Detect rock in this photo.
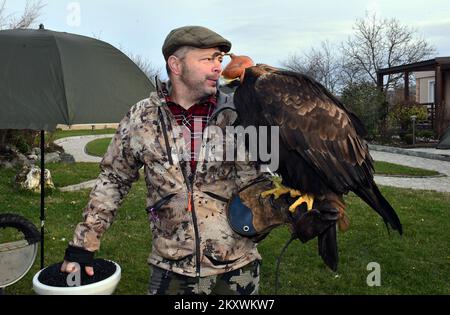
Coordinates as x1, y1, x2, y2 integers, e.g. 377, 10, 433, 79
14, 165, 55, 193
42, 152, 61, 164
28, 154, 39, 161
1, 161, 16, 169
0, 146, 31, 169
60, 152, 75, 164
16, 151, 31, 166
31, 147, 41, 156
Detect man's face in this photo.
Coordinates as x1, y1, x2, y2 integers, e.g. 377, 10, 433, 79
179, 47, 224, 99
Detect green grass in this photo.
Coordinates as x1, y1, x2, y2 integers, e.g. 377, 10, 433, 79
49, 129, 441, 178
259, 187, 450, 294
51, 129, 116, 140
81, 139, 442, 178
0, 166, 149, 295
1, 164, 449, 295
45, 162, 101, 187
374, 161, 440, 177
85, 138, 113, 157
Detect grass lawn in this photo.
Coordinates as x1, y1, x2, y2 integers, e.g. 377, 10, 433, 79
45, 162, 101, 187
85, 138, 113, 157
52, 129, 116, 140
374, 161, 440, 177
83, 137, 442, 178
1, 163, 449, 295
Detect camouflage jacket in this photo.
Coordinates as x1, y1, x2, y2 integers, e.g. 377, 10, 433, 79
70, 83, 263, 277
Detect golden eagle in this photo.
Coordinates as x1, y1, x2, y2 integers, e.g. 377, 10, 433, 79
222, 54, 402, 271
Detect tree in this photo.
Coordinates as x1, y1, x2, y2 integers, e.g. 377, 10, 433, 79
341, 82, 387, 140
0, 0, 45, 154
126, 52, 162, 83
282, 13, 436, 95
341, 13, 436, 91
0, 0, 45, 30
114, 43, 162, 84
282, 41, 342, 94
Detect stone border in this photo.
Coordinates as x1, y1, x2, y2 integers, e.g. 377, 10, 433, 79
368, 144, 450, 162
375, 173, 446, 179
59, 179, 97, 192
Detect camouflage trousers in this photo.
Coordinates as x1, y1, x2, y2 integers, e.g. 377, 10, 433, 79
148, 260, 260, 295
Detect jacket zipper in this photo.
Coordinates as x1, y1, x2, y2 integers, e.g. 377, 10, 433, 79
188, 187, 201, 278
157, 91, 237, 279
159, 105, 202, 278
186, 106, 230, 277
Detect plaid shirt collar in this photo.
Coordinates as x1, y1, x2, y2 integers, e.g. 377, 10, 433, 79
160, 82, 217, 172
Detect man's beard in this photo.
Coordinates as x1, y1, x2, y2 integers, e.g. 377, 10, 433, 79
180, 64, 217, 100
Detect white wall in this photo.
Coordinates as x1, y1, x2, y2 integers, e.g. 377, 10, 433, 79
56, 123, 119, 130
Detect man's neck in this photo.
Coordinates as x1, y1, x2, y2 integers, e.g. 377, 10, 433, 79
169, 85, 202, 110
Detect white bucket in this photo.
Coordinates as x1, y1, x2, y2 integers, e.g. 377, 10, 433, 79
32, 261, 121, 295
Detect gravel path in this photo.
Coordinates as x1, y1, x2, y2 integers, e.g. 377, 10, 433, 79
54, 135, 113, 163
55, 135, 450, 193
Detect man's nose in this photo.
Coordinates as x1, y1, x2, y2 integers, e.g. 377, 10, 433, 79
212, 60, 222, 73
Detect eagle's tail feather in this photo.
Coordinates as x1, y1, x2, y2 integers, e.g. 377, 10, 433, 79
318, 223, 338, 272
355, 185, 403, 235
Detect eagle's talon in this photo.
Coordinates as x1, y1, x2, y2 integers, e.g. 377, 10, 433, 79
288, 194, 315, 213
260, 187, 290, 199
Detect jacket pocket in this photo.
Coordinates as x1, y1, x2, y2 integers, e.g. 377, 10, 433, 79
152, 232, 195, 261
149, 193, 196, 261
146, 193, 176, 223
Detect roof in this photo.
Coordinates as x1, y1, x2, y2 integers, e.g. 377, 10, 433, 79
378, 57, 450, 75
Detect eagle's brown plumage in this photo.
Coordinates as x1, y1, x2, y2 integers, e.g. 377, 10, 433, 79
226, 60, 402, 270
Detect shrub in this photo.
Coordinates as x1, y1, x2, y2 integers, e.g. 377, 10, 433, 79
388, 101, 428, 132
341, 82, 388, 140
1, 130, 40, 154
402, 133, 414, 145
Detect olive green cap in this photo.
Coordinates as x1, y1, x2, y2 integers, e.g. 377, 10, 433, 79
162, 26, 231, 60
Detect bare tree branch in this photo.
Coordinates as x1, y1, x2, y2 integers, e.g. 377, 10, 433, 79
342, 12, 436, 91
126, 52, 162, 83
0, 0, 45, 30
282, 41, 342, 94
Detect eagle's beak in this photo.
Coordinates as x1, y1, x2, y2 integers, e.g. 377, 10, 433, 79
219, 76, 240, 85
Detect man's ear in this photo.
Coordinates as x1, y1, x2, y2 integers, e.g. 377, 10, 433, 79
167, 55, 182, 76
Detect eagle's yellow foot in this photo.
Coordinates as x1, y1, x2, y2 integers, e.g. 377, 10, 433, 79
260, 177, 293, 199
260, 176, 302, 199
288, 194, 315, 213
260, 177, 314, 212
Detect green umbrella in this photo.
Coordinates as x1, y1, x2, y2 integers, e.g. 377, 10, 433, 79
0, 25, 154, 130
0, 25, 155, 270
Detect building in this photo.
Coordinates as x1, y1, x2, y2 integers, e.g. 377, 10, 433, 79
377, 57, 450, 136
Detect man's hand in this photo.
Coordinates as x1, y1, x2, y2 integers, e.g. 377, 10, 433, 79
60, 260, 94, 276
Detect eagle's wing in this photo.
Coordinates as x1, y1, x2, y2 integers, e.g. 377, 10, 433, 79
250, 68, 374, 194
234, 66, 402, 235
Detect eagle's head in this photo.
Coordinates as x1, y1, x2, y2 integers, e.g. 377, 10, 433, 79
221, 53, 255, 84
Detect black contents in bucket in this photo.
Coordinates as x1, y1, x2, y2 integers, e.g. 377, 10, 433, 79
38, 259, 116, 287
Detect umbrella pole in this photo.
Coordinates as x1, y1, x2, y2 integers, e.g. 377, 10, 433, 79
40, 130, 45, 270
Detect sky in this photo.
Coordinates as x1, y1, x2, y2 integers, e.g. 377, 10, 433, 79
3, 0, 450, 78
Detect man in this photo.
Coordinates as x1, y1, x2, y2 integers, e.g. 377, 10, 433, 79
61, 26, 263, 295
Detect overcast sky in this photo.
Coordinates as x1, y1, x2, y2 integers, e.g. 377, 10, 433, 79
3, 0, 450, 78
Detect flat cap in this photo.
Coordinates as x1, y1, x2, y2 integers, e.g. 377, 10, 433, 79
162, 26, 231, 60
